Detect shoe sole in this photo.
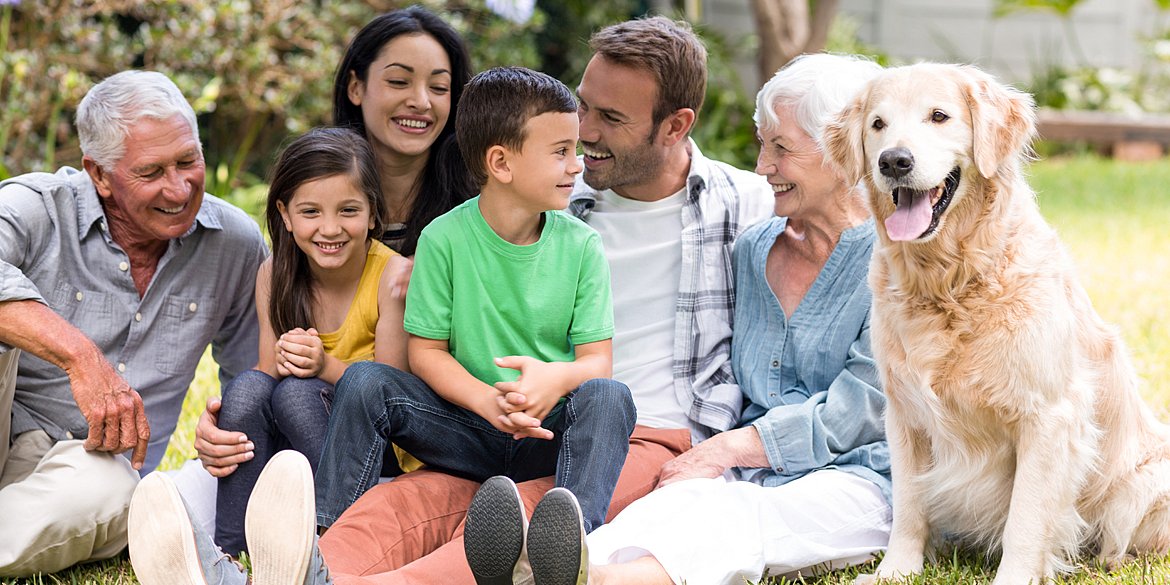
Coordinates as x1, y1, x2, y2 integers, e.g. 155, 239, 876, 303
246, 450, 316, 585
527, 488, 588, 585
127, 473, 206, 585
465, 476, 527, 585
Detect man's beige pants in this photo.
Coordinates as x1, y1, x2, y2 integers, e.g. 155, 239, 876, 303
0, 350, 139, 577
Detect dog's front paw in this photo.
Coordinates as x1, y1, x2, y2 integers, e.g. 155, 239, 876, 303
853, 574, 880, 585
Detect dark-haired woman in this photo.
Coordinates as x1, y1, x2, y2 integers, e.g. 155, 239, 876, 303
332, 5, 476, 256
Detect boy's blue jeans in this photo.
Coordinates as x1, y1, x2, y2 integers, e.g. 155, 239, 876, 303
314, 361, 636, 533
215, 369, 333, 555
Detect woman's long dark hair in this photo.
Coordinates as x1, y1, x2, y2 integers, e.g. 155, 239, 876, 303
333, 5, 475, 256
265, 127, 386, 336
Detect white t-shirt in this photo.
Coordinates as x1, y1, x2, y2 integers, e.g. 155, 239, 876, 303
587, 188, 690, 430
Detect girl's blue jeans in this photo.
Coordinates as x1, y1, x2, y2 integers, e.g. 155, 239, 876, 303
214, 369, 332, 555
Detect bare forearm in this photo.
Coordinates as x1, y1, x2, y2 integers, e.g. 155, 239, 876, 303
409, 346, 495, 415
0, 300, 104, 372
0, 300, 150, 467
544, 352, 612, 398
316, 353, 348, 386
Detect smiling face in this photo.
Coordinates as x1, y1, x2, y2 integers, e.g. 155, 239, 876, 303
88, 115, 205, 244
277, 173, 376, 274
348, 33, 452, 164
575, 55, 669, 196
504, 111, 584, 213
859, 67, 976, 242
755, 104, 847, 221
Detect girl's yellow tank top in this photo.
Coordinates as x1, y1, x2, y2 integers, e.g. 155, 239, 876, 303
317, 240, 422, 473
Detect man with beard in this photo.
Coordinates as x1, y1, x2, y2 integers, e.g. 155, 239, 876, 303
175, 16, 770, 585
569, 16, 772, 461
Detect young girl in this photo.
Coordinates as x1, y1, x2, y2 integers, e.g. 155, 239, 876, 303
213, 127, 410, 556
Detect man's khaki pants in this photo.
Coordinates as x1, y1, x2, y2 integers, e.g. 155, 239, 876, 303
0, 350, 140, 577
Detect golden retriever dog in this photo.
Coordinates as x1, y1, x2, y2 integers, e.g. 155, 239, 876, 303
822, 62, 1170, 585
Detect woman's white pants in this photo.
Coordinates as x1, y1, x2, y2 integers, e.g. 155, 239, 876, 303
588, 469, 892, 585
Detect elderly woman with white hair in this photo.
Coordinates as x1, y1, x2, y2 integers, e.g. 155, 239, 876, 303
460, 53, 890, 585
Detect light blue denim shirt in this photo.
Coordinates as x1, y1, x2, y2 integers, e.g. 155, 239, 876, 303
0, 167, 267, 472
731, 216, 891, 503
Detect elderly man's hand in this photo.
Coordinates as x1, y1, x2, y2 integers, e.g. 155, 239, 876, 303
194, 396, 253, 477
68, 355, 150, 469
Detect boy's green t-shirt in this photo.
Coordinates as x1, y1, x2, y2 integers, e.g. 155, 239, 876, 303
404, 197, 614, 387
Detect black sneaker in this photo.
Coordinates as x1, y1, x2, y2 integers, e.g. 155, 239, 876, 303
526, 488, 588, 585
465, 475, 531, 585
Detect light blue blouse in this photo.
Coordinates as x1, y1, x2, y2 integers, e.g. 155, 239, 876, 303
732, 216, 891, 503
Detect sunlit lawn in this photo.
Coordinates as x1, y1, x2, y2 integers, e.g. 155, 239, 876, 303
12, 155, 1170, 585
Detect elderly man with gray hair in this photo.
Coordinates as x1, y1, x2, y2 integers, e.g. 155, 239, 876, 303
0, 70, 266, 576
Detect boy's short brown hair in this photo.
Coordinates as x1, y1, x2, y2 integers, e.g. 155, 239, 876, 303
588, 16, 708, 128
456, 67, 577, 186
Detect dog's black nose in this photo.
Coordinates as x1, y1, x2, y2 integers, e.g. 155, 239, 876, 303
879, 147, 914, 179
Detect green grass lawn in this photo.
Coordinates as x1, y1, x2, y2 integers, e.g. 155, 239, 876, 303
11, 155, 1170, 585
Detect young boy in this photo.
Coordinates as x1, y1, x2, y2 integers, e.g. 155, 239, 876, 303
309, 66, 637, 538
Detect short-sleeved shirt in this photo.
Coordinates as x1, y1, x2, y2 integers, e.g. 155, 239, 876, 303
0, 167, 267, 472
404, 197, 613, 387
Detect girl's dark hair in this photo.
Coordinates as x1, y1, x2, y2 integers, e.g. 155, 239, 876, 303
332, 5, 475, 256
266, 127, 386, 336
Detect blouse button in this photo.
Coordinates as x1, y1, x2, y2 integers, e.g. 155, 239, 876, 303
75, 291, 83, 301
118, 261, 129, 272
117, 363, 126, 373
188, 302, 198, 312
135, 313, 143, 322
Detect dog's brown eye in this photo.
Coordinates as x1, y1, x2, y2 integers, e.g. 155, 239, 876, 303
931, 110, 950, 123
871, 118, 885, 130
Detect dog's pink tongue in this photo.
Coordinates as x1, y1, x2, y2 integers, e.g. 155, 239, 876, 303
885, 188, 932, 241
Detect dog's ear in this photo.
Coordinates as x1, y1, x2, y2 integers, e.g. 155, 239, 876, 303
823, 92, 868, 187
963, 66, 1037, 179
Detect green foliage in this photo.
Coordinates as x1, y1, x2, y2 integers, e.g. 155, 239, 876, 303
993, 0, 1083, 18
689, 24, 759, 171
996, 0, 1170, 113
1029, 66, 1147, 112
0, 0, 587, 187
531, 0, 639, 89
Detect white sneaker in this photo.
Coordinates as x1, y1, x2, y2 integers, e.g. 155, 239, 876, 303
128, 472, 248, 585
245, 450, 332, 585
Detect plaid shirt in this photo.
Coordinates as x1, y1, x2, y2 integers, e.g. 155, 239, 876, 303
569, 140, 772, 439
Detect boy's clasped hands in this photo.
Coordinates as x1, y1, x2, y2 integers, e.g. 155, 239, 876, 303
491, 355, 564, 441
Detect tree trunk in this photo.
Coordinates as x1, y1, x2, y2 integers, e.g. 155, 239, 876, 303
751, 0, 840, 82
